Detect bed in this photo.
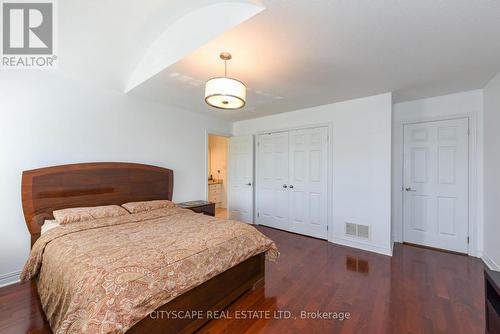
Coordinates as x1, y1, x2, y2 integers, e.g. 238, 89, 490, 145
20, 162, 278, 334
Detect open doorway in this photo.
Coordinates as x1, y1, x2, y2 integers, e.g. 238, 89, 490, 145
208, 134, 229, 219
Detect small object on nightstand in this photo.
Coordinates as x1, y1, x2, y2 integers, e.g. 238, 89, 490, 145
177, 200, 215, 217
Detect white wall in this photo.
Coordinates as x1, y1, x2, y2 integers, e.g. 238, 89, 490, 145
392, 90, 484, 256
233, 93, 393, 255
483, 72, 500, 270
0, 71, 231, 286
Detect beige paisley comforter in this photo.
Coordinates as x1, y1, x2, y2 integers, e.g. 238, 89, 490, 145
21, 207, 278, 334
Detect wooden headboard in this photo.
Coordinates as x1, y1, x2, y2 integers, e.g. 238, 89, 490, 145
21, 162, 174, 247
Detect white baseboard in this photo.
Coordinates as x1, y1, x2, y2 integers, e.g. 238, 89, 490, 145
330, 237, 393, 256
0, 270, 21, 288
482, 253, 500, 271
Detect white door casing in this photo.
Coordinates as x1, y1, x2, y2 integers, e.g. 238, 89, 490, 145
257, 127, 329, 239
403, 118, 469, 253
257, 131, 289, 230
228, 135, 254, 223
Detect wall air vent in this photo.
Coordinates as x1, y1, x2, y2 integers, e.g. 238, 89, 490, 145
345, 222, 357, 237
357, 224, 370, 239
345, 222, 371, 240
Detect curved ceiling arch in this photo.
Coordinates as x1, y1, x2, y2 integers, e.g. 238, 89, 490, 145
125, 1, 264, 93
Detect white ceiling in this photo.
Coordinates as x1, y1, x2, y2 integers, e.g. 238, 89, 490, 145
128, 0, 500, 121
59, 1, 500, 122
56, 0, 262, 91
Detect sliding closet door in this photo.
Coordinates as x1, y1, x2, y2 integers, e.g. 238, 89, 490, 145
288, 127, 328, 239
257, 132, 289, 230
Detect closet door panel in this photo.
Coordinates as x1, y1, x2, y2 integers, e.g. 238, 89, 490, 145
257, 132, 289, 231
289, 127, 328, 239
257, 126, 328, 239
289, 129, 309, 235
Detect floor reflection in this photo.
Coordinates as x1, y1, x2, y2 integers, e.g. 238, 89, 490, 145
345, 256, 369, 275
200, 226, 484, 334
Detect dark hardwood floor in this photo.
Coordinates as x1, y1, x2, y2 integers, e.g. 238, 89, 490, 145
0, 281, 50, 334
0, 226, 484, 334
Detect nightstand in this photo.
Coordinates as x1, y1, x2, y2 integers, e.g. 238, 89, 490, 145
485, 268, 500, 334
177, 200, 215, 217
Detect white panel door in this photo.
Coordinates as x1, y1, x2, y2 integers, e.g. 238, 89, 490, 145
257, 132, 289, 230
288, 127, 328, 239
228, 135, 254, 223
403, 118, 469, 253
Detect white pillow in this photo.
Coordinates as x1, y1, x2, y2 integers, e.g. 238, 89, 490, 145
41, 219, 60, 234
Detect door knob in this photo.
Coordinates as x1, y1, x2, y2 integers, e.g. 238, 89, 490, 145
405, 187, 416, 192
246, 182, 252, 186
289, 185, 294, 189
283, 184, 288, 188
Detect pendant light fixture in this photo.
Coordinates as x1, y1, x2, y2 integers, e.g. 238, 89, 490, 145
205, 52, 246, 110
